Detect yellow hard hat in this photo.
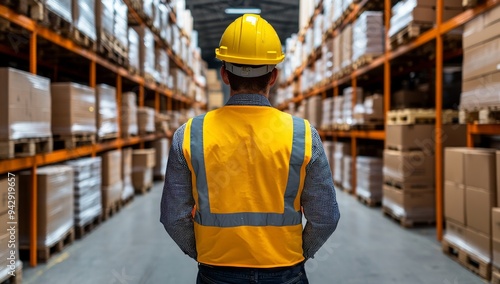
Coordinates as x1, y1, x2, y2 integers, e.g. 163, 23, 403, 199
215, 14, 285, 66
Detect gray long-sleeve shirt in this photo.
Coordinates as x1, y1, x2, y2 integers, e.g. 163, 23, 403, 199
160, 94, 340, 261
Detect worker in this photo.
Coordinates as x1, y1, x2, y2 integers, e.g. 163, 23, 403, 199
160, 14, 340, 284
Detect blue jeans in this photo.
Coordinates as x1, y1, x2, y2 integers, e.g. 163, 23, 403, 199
196, 262, 309, 284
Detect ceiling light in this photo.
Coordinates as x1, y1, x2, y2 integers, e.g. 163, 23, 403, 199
224, 8, 261, 15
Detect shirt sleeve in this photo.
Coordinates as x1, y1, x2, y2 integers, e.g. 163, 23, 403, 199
301, 126, 341, 259
160, 124, 197, 260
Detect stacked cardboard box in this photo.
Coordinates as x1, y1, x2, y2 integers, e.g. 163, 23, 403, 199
333, 142, 350, 187
321, 98, 333, 130
96, 84, 118, 139
389, 0, 463, 39
353, 94, 384, 125
352, 11, 384, 64
333, 36, 341, 75
95, 0, 114, 40
121, 92, 138, 138
153, 139, 169, 180
137, 107, 155, 135
460, 5, 500, 112
332, 96, 343, 127
0, 177, 18, 276
113, 0, 128, 50
342, 155, 353, 192
0, 68, 52, 141
51, 83, 96, 136
65, 157, 102, 227
444, 148, 498, 280
356, 156, 383, 203
128, 27, 140, 73
341, 24, 352, 70
342, 87, 362, 127
46, 0, 72, 23
19, 166, 74, 248
101, 150, 122, 211
383, 124, 466, 223
132, 149, 156, 193
132, 26, 156, 79
305, 96, 322, 129
73, 0, 96, 42
121, 148, 134, 202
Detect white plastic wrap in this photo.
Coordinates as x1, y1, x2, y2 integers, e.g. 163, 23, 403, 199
46, 0, 72, 23
160, 5, 169, 41
113, 0, 128, 48
321, 98, 333, 130
133, 26, 156, 77
333, 35, 341, 74
0, 68, 52, 140
95, 0, 114, 37
65, 157, 102, 227
73, 0, 96, 41
156, 49, 169, 85
153, 138, 169, 178
352, 11, 384, 63
19, 166, 74, 247
51, 83, 96, 135
96, 84, 118, 138
342, 155, 353, 191
121, 92, 138, 137
121, 148, 134, 201
128, 27, 140, 72
332, 0, 343, 24
142, 0, 154, 19
356, 156, 383, 200
341, 24, 352, 69
138, 107, 155, 134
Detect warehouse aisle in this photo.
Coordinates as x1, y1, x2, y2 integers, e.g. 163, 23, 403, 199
23, 183, 482, 284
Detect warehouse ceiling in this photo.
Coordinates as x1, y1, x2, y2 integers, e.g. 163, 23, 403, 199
185, 0, 300, 68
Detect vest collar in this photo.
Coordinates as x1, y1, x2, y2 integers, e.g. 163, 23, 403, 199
225, 94, 272, 107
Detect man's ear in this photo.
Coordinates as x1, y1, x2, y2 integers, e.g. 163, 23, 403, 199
268, 68, 278, 87
220, 65, 230, 85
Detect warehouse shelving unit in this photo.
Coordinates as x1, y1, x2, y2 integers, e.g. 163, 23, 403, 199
0, 2, 205, 267
278, 0, 500, 241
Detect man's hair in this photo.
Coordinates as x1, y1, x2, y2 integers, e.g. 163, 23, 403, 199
225, 63, 273, 93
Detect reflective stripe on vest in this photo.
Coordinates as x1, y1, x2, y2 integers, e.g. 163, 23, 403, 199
189, 114, 305, 227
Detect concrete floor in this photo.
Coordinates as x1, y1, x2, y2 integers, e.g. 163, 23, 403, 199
23, 183, 483, 284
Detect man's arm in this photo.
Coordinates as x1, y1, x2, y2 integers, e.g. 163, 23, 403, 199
301, 126, 341, 259
160, 124, 197, 259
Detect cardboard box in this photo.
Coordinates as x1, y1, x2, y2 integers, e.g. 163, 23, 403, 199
96, 84, 118, 138
132, 149, 156, 170
463, 37, 500, 81
383, 150, 435, 183
102, 182, 122, 209
464, 148, 496, 192
444, 148, 467, 184
51, 83, 96, 135
382, 185, 435, 219
19, 166, 74, 247
494, 239, 500, 268
492, 208, 500, 241
445, 181, 465, 225
498, 151, 500, 206
465, 227, 491, 261
132, 168, 153, 190
0, 68, 52, 140
445, 219, 467, 245
386, 124, 467, 152
466, 186, 494, 234
153, 139, 169, 178
137, 107, 155, 134
102, 150, 122, 186
464, 19, 500, 50
484, 4, 500, 27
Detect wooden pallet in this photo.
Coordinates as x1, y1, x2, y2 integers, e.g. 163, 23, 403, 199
357, 194, 381, 207
53, 133, 95, 150
20, 228, 75, 263
443, 238, 492, 280
387, 109, 458, 125
390, 22, 433, 49
102, 200, 122, 221
75, 214, 102, 239
461, 107, 500, 124
97, 31, 128, 66
0, 136, 53, 159
144, 73, 156, 85
492, 267, 500, 284
71, 28, 96, 51
135, 183, 153, 195
121, 194, 134, 207
352, 53, 381, 70
382, 205, 435, 228
383, 179, 432, 191
0, 261, 22, 284
97, 132, 118, 142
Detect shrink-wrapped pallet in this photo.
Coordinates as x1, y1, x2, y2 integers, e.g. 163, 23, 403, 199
114, 0, 128, 49
132, 26, 156, 78
121, 92, 138, 137
46, 0, 72, 23
128, 27, 140, 73
73, 0, 96, 41
352, 11, 384, 64
137, 107, 155, 135
96, 84, 118, 139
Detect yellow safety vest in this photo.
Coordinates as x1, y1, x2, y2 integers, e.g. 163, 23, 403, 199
183, 105, 312, 268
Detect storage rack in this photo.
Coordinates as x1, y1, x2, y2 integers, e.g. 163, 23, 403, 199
278, 0, 500, 241
0, 2, 206, 267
